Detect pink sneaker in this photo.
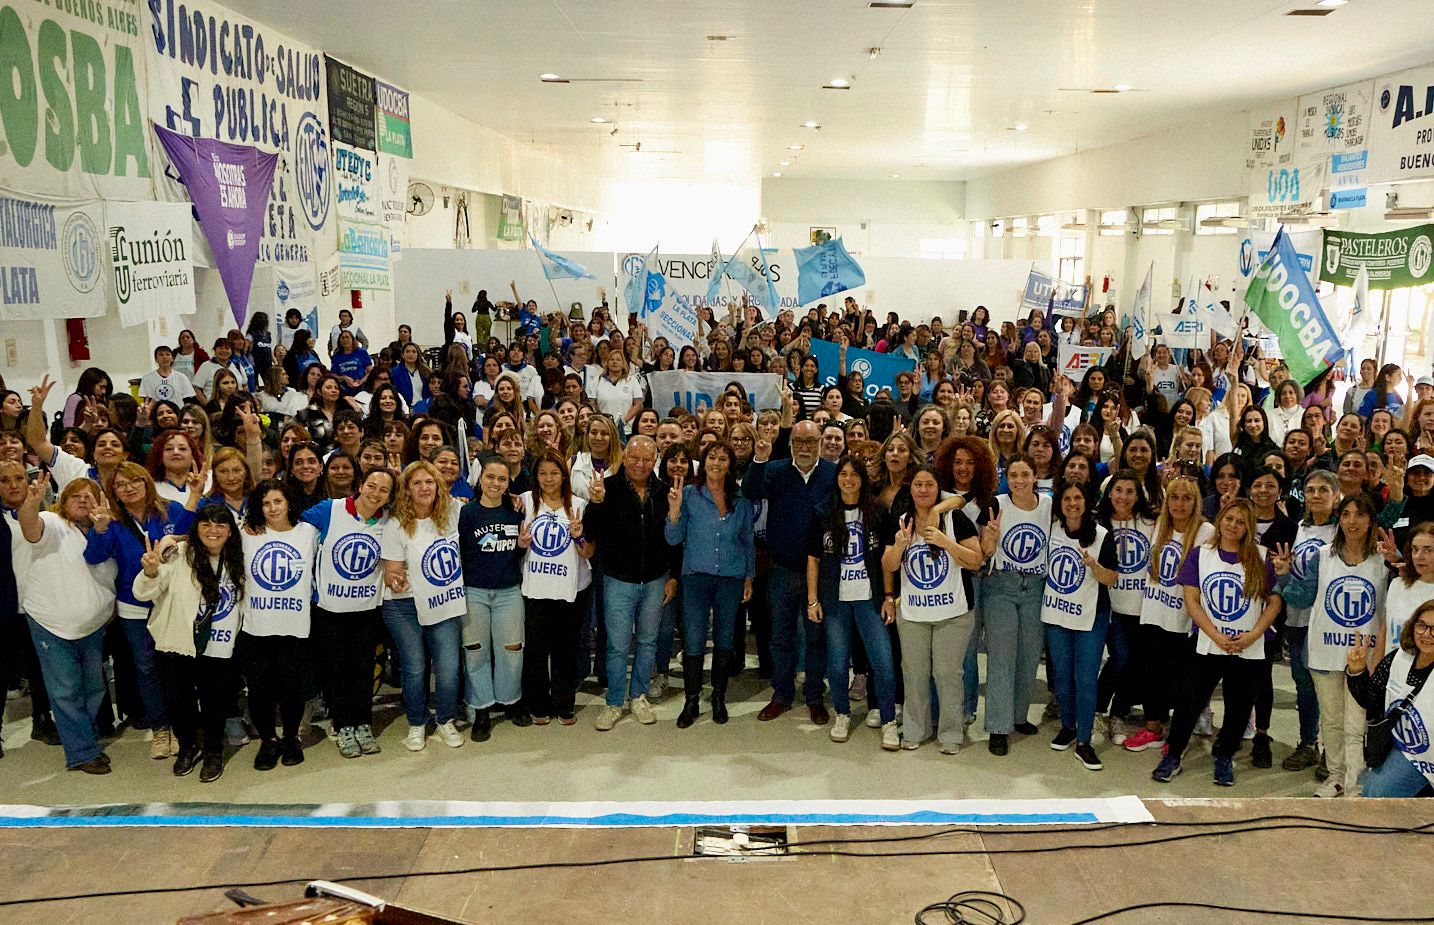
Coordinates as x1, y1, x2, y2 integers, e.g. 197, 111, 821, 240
1122, 728, 1165, 752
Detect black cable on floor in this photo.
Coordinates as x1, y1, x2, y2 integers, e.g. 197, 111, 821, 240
1064, 901, 1434, 924
0, 813, 1430, 910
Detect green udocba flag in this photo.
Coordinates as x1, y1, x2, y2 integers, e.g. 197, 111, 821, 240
1245, 228, 1345, 386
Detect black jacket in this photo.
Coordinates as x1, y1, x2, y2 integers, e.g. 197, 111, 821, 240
583, 468, 680, 584
807, 504, 890, 606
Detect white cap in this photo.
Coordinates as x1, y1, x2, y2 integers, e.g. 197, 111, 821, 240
1416, 376, 1434, 388
1408, 454, 1434, 472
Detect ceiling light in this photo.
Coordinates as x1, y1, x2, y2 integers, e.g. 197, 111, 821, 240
590, 116, 607, 123
1113, 83, 1132, 92
890, 174, 900, 179
787, 144, 804, 151
868, 1, 915, 7
539, 73, 563, 82
779, 160, 791, 166
772, 172, 783, 178
802, 121, 820, 129
828, 78, 850, 88
1316, 0, 1348, 6
1012, 123, 1029, 132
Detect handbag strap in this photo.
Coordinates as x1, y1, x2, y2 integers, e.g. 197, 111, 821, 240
1389, 659, 1433, 714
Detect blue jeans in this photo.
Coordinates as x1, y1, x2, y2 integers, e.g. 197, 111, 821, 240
28, 618, 107, 767
681, 573, 745, 657
462, 586, 525, 710
1044, 611, 1110, 745
1364, 749, 1434, 798
769, 563, 827, 705
655, 579, 680, 673
381, 599, 462, 726
1284, 625, 1321, 747
603, 576, 665, 707
119, 617, 168, 730
1095, 611, 1137, 717
962, 575, 984, 718
982, 571, 1046, 733
824, 596, 896, 722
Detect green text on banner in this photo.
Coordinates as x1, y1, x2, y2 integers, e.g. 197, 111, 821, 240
106, 200, 195, 327
1245, 229, 1343, 386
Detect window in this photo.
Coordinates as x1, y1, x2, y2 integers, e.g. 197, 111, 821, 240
991, 220, 1005, 239
1036, 214, 1057, 238
1142, 206, 1178, 236
1057, 236, 1085, 285
1195, 200, 1241, 236
1098, 209, 1128, 236
919, 238, 967, 260
1010, 217, 1029, 238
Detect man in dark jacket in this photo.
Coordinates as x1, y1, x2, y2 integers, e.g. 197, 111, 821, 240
584, 436, 674, 731
743, 420, 837, 724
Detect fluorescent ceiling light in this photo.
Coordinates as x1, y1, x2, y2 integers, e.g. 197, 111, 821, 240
787, 144, 804, 151
772, 172, 783, 177
828, 78, 850, 88
1113, 83, 1132, 92
590, 116, 607, 123
1012, 123, 1029, 132
1317, 0, 1348, 6
779, 160, 791, 166
890, 174, 900, 179
802, 121, 820, 129
868, 1, 915, 7
539, 73, 564, 82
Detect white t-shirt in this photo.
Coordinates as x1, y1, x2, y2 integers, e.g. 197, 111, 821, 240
592, 374, 640, 422
1382, 578, 1434, 654
140, 369, 195, 403
23, 512, 116, 639
519, 493, 592, 602
380, 507, 466, 625
989, 493, 1053, 576
1041, 523, 1107, 632
1149, 365, 1181, 403
839, 508, 872, 602
259, 388, 309, 417
240, 523, 318, 638
192, 359, 226, 397
202, 562, 241, 659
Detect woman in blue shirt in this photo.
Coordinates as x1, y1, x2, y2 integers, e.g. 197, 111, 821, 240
84, 462, 201, 760
664, 439, 755, 728
330, 330, 373, 397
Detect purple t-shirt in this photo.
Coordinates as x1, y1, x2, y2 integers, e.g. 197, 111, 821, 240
1177, 546, 1276, 591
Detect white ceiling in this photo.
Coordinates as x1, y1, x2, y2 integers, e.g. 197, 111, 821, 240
227, 0, 1434, 184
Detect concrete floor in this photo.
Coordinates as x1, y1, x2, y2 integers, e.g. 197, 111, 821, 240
0, 658, 1322, 806
1, 799, 1429, 924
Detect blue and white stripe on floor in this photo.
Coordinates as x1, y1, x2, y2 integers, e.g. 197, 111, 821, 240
0, 797, 1153, 828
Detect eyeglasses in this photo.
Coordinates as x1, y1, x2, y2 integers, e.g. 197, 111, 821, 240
1415, 622, 1434, 636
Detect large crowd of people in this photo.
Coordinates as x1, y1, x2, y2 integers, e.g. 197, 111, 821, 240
1, 290, 1431, 800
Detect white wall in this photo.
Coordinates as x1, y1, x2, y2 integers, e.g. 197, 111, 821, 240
762, 178, 967, 259
589, 179, 761, 254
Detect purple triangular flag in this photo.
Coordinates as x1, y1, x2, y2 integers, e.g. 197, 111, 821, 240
153, 123, 278, 328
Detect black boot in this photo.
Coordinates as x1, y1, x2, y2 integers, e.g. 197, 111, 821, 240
676, 655, 703, 729
710, 649, 732, 725
31, 713, 61, 746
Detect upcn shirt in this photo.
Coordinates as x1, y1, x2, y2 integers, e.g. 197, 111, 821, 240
458, 501, 524, 590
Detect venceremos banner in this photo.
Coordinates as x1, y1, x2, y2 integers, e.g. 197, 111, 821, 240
106, 200, 196, 327
1321, 225, 1434, 290
0, 0, 155, 200
1245, 227, 1344, 385
146, 0, 333, 268
0, 192, 107, 321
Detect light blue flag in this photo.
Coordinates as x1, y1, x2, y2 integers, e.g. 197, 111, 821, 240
302, 307, 319, 339
530, 235, 596, 280
794, 237, 865, 307
705, 238, 724, 305
623, 247, 663, 317
720, 233, 780, 316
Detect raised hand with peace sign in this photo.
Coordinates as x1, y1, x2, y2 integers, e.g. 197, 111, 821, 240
1270, 541, 1293, 576
140, 533, 163, 578
91, 492, 114, 534
667, 473, 685, 522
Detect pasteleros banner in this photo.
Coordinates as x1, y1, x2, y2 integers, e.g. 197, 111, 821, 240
106, 200, 196, 327
1321, 225, 1434, 290
0, 0, 156, 200
146, 0, 333, 268
0, 192, 107, 321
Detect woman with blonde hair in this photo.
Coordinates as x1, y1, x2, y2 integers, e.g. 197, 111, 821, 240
18, 476, 117, 773
207, 446, 255, 516
381, 461, 466, 752
571, 413, 624, 502
986, 409, 1026, 483
1152, 498, 1283, 787
873, 430, 920, 509
528, 409, 567, 459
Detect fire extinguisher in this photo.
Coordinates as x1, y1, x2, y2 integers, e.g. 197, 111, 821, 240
65, 318, 90, 361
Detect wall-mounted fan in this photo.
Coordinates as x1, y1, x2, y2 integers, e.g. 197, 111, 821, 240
407, 181, 435, 217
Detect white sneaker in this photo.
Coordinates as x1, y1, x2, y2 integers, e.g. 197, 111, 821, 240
881, 721, 901, 751
830, 714, 852, 742
939, 741, 960, 755
594, 705, 623, 731
1313, 776, 1345, 799
404, 725, 426, 752
648, 673, 668, 699
224, 717, 250, 746
631, 695, 657, 725
1108, 716, 1129, 746
435, 720, 464, 748
864, 708, 882, 729
1193, 706, 1214, 737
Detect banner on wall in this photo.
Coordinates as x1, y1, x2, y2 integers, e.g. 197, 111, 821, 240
1246, 157, 1326, 218
378, 154, 409, 261
1236, 227, 1321, 288
106, 200, 196, 327
646, 372, 784, 416
1245, 100, 1299, 174
0, 192, 107, 321
1320, 225, 1434, 290
147, 2, 332, 268
806, 338, 915, 401
272, 262, 319, 325
1057, 343, 1116, 377
1019, 268, 1087, 318
1368, 65, 1434, 184
334, 141, 390, 290
376, 81, 413, 158
0, 0, 155, 200
1245, 228, 1344, 385
497, 196, 524, 242
318, 253, 343, 306
326, 57, 377, 150
154, 125, 277, 328
1295, 80, 1373, 209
